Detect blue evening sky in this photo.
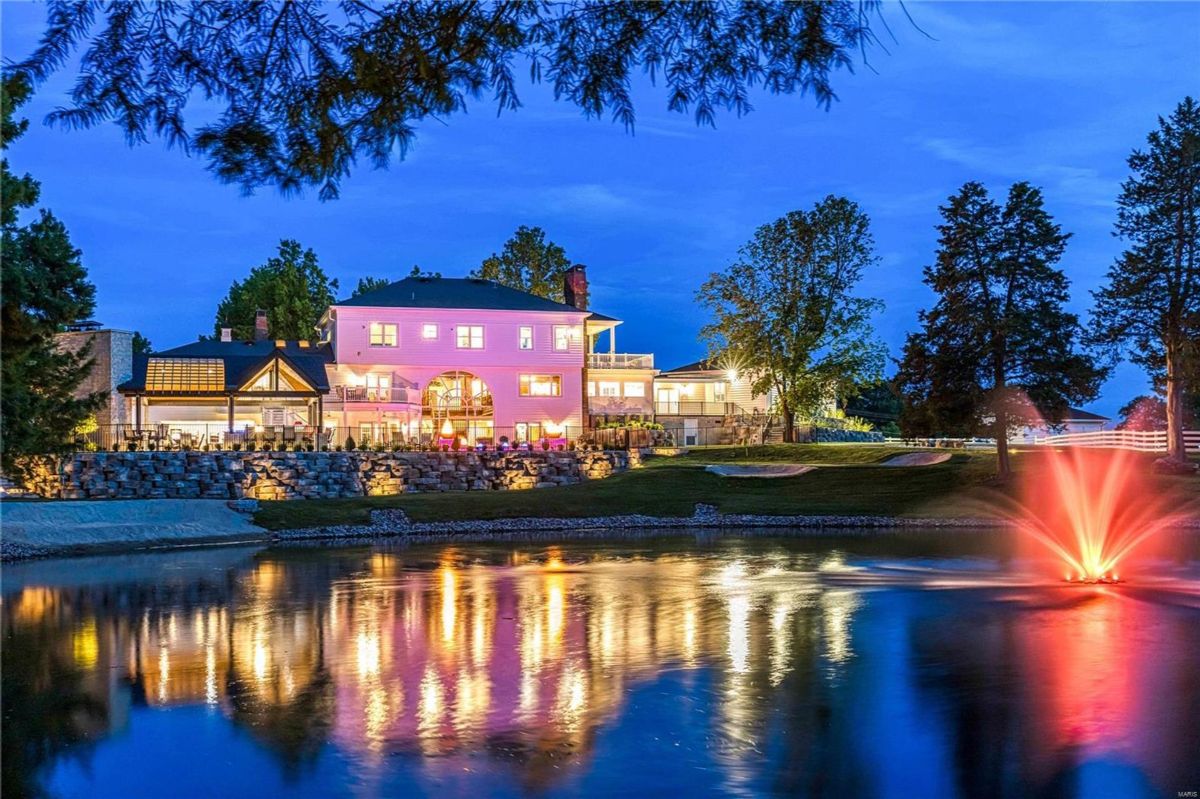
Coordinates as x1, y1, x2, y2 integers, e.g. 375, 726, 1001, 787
3, 2, 1197, 417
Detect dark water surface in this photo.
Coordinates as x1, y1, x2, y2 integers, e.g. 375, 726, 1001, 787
3, 532, 1198, 799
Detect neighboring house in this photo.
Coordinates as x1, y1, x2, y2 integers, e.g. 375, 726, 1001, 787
113, 267, 648, 447
1015, 407, 1111, 442
652, 359, 773, 446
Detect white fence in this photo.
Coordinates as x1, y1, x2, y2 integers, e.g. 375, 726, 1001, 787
1032, 429, 1200, 453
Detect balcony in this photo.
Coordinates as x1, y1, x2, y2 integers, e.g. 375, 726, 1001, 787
332, 385, 418, 404
655, 400, 738, 417
588, 353, 654, 370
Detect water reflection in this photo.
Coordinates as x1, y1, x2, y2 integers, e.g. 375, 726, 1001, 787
3, 536, 1197, 798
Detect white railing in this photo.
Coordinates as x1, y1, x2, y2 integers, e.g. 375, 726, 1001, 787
1032, 429, 1200, 453
588, 353, 654, 370
332, 385, 417, 404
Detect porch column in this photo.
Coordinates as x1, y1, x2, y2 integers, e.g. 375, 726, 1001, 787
134, 395, 142, 431
316, 395, 324, 430
227, 395, 235, 432
610, 326, 615, 354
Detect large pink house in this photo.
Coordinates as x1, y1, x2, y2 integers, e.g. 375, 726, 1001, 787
117, 267, 655, 448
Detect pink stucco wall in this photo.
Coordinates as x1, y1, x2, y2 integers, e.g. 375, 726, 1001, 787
328, 305, 588, 433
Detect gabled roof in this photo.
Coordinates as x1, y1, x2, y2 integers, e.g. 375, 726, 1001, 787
335, 276, 590, 314
119, 340, 332, 394
660, 358, 720, 375
1065, 407, 1110, 422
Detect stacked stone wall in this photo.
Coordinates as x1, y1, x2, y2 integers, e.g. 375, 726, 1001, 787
17, 450, 636, 501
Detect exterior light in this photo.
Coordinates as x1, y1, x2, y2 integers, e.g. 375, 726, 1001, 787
440, 419, 455, 437
726, 369, 738, 382
544, 421, 563, 436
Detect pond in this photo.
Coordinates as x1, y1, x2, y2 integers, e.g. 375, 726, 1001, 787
3, 531, 1198, 798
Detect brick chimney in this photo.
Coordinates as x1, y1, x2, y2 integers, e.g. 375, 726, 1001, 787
563, 264, 589, 310
254, 309, 268, 341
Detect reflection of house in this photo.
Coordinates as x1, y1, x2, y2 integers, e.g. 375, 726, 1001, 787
1016, 407, 1111, 442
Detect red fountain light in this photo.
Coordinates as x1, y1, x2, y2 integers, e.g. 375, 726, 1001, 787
1006, 446, 1186, 584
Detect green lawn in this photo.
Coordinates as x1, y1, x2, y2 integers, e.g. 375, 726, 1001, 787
253, 445, 1034, 530
253, 444, 1200, 531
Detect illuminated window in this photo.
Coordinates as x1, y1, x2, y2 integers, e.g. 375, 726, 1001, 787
519, 326, 534, 350
598, 381, 620, 397
623, 381, 645, 397
421, 323, 438, 340
145, 358, 225, 393
519, 374, 562, 397
365, 373, 391, 401
553, 325, 573, 351
714, 381, 727, 401
369, 322, 397, 347
456, 325, 484, 349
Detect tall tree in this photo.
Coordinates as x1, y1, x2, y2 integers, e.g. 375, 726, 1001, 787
1089, 97, 1200, 468
351, 277, 392, 298
472, 226, 570, 302
12, 2, 892, 198
131, 331, 152, 355
0, 75, 105, 478
897, 181, 1104, 477
697, 197, 886, 442
215, 240, 338, 340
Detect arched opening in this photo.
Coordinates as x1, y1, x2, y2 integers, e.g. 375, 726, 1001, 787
421, 371, 494, 446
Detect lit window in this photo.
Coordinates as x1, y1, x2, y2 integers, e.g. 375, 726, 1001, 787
422, 323, 438, 340
623, 381, 645, 397
587, 381, 596, 397
519, 326, 534, 350
456, 325, 484, 349
519, 374, 562, 397
714, 381, 727, 401
369, 322, 397, 347
598, 381, 620, 397
553, 325, 572, 351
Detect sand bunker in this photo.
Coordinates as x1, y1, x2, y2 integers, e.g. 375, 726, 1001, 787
705, 464, 815, 478
881, 452, 953, 467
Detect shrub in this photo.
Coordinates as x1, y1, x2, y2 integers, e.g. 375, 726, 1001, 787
345, 435, 356, 451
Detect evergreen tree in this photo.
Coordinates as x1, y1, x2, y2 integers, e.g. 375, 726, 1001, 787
698, 196, 886, 442
1, 75, 105, 477
472, 226, 570, 302
897, 181, 1103, 477
214, 240, 338, 340
1090, 98, 1200, 467
12, 2, 890, 198
131, 331, 153, 355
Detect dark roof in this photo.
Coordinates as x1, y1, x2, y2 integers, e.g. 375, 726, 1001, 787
586, 310, 620, 323
119, 340, 332, 394
336, 277, 590, 314
661, 358, 720, 375
1066, 407, 1110, 422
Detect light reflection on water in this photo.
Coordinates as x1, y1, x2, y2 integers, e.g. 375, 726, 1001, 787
2, 533, 1198, 799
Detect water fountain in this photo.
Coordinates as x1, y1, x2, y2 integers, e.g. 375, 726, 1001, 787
1006, 445, 1188, 584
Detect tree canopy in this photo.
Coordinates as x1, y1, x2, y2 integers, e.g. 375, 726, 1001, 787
1, 74, 105, 477
214, 240, 338, 340
351, 276, 392, 298
697, 196, 886, 442
897, 181, 1104, 476
472, 225, 570, 302
10, 1, 891, 198
1089, 97, 1200, 466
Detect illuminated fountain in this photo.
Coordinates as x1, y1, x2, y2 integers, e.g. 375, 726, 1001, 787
1005, 445, 1189, 584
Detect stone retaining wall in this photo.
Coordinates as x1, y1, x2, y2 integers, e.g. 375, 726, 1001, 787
19, 449, 639, 501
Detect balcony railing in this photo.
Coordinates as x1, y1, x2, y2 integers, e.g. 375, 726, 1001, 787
333, 385, 417, 404
655, 400, 738, 417
587, 353, 654, 370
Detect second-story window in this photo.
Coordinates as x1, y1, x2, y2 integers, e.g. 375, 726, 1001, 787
623, 381, 646, 397
456, 325, 484, 349
519, 326, 534, 350
598, 381, 620, 397
369, 322, 397, 347
553, 325, 571, 351
519, 374, 562, 397
421, 323, 438, 340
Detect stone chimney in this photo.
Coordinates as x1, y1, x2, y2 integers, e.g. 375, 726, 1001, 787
254, 310, 268, 341
563, 264, 589, 310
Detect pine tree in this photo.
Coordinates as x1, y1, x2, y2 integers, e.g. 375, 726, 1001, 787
898, 181, 1104, 477
214, 240, 338, 340
1, 75, 106, 477
1090, 97, 1200, 467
